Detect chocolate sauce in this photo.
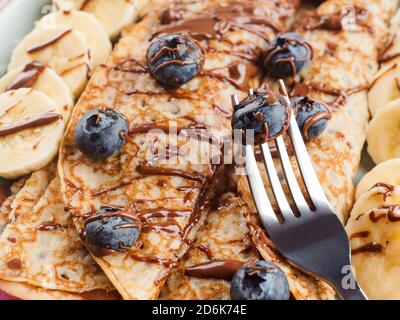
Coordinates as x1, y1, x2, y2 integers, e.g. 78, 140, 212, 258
185, 259, 244, 280
136, 162, 206, 184
203, 62, 259, 91
38, 221, 65, 232
0, 112, 62, 138
115, 59, 148, 73
142, 221, 181, 236
137, 208, 192, 220
27, 29, 72, 54
155, 4, 283, 42
380, 205, 400, 222
0, 180, 13, 206
6, 258, 22, 270
291, 82, 367, 110
302, 111, 332, 141
5, 61, 46, 91
197, 245, 214, 260
303, 6, 370, 33
350, 231, 370, 240
370, 182, 395, 201
369, 210, 386, 223
130, 254, 179, 268
352, 242, 383, 255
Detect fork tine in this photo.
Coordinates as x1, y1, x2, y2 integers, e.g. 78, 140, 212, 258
275, 136, 312, 215
278, 80, 331, 208
244, 145, 280, 227
260, 142, 296, 222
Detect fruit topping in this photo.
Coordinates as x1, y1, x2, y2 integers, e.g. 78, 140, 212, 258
82, 208, 141, 257
147, 33, 204, 87
232, 86, 290, 145
75, 108, 129, 159
264, 32, 313, 78
291, 96, 331, 141
231, 261, 290, 300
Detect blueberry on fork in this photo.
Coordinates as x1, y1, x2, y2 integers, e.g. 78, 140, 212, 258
291, 96, 331, 141
82, 208, 141, 257
264, 32, 313, 78
75, 108, 129, 159
147, 33, 204, 87
231, 86, 291, 145
231, 261, 290, 300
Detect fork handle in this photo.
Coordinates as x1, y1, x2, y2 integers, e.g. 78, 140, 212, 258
331, 271, 368, 300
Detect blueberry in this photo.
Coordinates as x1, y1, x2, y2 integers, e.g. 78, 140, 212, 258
264, 32, 313, 78
231, 261, 290, 300
83, 208, 141, 256
232, 86, 290, 145
291, 96, 331, 141
147, 33, 204, 87
75, 108, 129, 159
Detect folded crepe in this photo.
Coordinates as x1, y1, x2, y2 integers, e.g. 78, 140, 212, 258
0, 165, 118, 299
160, 192, 261, 300
58, 0, 301, 299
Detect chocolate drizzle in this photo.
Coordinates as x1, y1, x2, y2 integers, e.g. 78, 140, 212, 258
5, 61, 46, 91
291, 82, 367, 111
352, 242, 383, 255
38, 221, 65, 232
0, 112, 62, 138
155, 4, 283, 42
27, 29, 72, 54
185, 259, 244, 280
203, 62, 259, 91
370, 182, 395, 201
303, 6, 370, 33
350, 231, 370, 240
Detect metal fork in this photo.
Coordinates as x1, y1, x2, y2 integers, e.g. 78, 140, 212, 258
232, 80, 367, 300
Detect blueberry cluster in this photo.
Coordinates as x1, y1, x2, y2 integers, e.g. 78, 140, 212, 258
147, 33, 204, 87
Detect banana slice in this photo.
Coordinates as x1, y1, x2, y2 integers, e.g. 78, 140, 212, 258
346, 206, 400, 300
0, 89, 64, 179
36, 10, 111, 69
350, 184, 400, 222
367, 99, 400, 164
0, 62, 74, 122
356, 159, 400, 199
368, 63, 400, 117
53, 0, 138, 40
8, 26, 91, 98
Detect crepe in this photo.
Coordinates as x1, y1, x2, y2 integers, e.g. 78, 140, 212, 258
58, 0, 301, 300
160, 192, 261, 300
0, 165, 115, 297
240, 0, 399, 226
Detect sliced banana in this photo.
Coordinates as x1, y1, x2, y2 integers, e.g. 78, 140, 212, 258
346, 206, 400, 300
36, 10, 111, 69
368, 63, 400, 117
350, 184, 400, 222
0, 63, 74, 122
8, 26, 91, 98
356, 159, 400, 199
53, 0, 138, 40
367, 99, 400, 164
0, 89, 64, 179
